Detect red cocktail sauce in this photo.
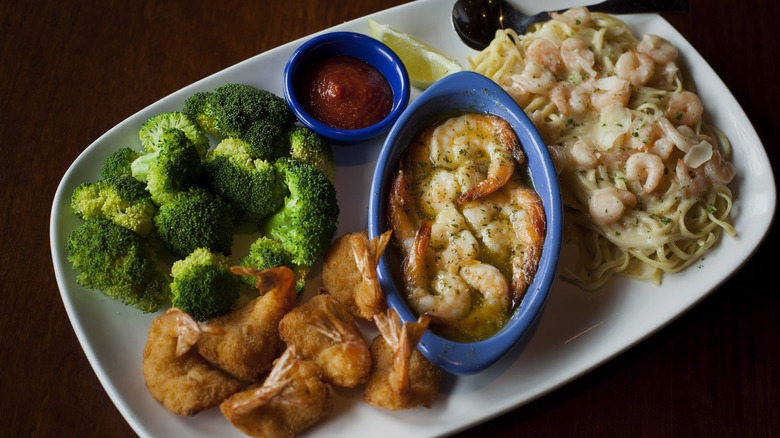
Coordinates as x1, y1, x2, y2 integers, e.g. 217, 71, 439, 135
298, 55, 393, 130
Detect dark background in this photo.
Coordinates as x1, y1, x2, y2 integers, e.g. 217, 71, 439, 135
1, 0, 776, 436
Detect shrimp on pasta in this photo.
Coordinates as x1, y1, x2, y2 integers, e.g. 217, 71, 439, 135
468, 7, 737, 288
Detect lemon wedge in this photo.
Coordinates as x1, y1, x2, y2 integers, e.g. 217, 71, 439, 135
368, 18, 463, 89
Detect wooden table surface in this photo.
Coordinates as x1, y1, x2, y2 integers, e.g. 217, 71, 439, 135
2, 0, 777, 436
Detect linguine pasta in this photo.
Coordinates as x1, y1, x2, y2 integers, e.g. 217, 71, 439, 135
468, 8, 737, 288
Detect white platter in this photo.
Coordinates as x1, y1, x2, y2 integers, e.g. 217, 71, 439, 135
49, 0, 776, 436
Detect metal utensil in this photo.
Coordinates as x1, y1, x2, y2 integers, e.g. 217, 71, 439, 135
452, 0, 690, 50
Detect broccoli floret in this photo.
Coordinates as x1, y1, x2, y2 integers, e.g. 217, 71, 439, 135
202, 138, 288, 223
101, 147, 141, 179
139, 112, 210, 158
260, 157, 339, 267
71, 176, 157, 237
154, 186, 234, 259
131, 128, 202, 205
182, 84, 295, 139
182, 91, 217, 135
170, 248, 241, 321
287, 125, 335, 182
239, 119, 289, 161
66, 219, 170, 313
239, 236, 308, 292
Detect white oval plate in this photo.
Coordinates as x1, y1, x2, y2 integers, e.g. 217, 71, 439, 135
50, 0, 776, 437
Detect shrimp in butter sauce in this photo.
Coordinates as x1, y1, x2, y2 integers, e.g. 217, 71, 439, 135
388, 113, 546, 342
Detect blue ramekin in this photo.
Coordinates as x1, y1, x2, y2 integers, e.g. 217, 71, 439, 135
283, 31, 410, 144
368, 71, 563, 375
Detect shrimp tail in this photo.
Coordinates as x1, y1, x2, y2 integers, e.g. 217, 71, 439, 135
373, 309, 428, 399
223, 346, 300, 415
171, 308, 225, 357
350, 231, 392, 318
230, 266, 297, 308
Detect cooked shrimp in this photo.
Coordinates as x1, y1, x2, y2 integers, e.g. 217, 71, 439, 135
142, 308, 244, 416
505, 178, 547, 302
666, 91, 704, 126
456, 259, 510, 311
589, 76, 631, 110
278, 294, 371, 388
570, 138, 598, 168
588, 187, 638, 225
195, 266, 297, 382
322, 229, 391, 320
560, 37, 597, 78
550, 81, 590, 116
403, 221, 471, 321
220, 346, 334, 438
526, 39, 562, 73
657, 116, 698, 152
514, 62, 557, 94
615, 51, 655, 87
625, 152, 665, 193
426, 113, 523, 203
675, 150, 735, 197
363, 309, 441, 410
637, 33, 678, 63
703, 149, 736, 186
675, 159, 709, 197
551, 6, 592, 29
387, 169, 419, 253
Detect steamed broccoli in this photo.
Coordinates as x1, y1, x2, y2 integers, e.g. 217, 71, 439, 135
170, 248, 241, 321
287, 125, 335, 183
66, 219, 170, 313
101, 147, 141, 179
182, 84, 295, 161
154, 186, 234, 259
239, 236, 308, 292
202, 138, 288, 223
71, 176, 157, 237
131, 128, 202, 205
260, 157, 339, 267
139, 112, 210, 158
239, 119, 289, 161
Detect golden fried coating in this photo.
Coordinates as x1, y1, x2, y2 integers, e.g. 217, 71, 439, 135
362, 309, 441, 410
221, 346, 334, 438
142, 308, 244, 416
196, 267, 297, 383
279, 293, 371, 387
321, 230, 391, 320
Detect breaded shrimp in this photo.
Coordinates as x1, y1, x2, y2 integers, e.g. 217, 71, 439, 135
321, 230, 392, 320
196, 266, 297, 382
363, 309, 441, 410
142, 308, 244, 416
220, 346, 334, 438
279, 293, 371, 387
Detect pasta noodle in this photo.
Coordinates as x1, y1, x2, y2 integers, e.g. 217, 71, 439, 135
467, 8, 737, 288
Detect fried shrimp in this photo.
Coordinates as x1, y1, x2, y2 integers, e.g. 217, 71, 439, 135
220, 345, 334, 438
196, 266, 297, 382
142, 308, 244, 416
321, 230, 392, 320
278, 294, 371, 387
363, 309, 441, 410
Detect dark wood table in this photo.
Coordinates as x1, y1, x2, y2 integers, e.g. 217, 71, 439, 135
2, 0, 777, 436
